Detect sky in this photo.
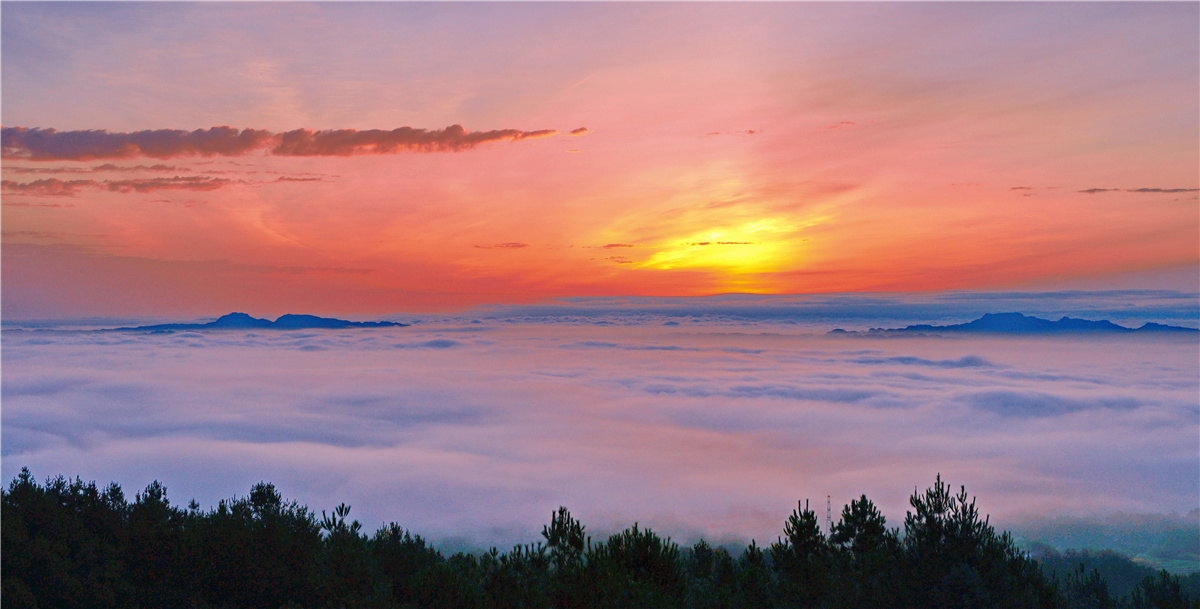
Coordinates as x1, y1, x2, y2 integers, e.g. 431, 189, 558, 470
3, 2, 1198, 319
1, 1, 1198, 565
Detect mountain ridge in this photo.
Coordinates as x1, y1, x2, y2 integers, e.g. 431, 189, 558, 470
829, 312, 1198, 335
113, 312, 408, 332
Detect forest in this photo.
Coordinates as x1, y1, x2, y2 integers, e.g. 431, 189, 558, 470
3, 469, 1196, 609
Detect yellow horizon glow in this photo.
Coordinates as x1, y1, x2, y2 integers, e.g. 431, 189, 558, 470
638, 217, 820, 276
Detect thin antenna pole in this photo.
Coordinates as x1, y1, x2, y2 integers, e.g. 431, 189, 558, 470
826, 494, 832, 535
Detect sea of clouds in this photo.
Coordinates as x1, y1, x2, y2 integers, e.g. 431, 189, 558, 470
3, 291, 1197, 554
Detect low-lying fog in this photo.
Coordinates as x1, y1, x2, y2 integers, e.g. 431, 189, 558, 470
3, 294, 1197, 556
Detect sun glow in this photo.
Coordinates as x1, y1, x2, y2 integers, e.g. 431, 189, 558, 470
640, 219, 803, 275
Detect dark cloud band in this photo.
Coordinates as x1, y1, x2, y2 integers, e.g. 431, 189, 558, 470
1, 125, 564, 161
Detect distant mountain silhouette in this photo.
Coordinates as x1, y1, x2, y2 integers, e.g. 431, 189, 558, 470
114, 312, 407, 332
830, 312, 1198, 335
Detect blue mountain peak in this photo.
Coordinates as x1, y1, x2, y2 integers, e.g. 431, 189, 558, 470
114, 313, 407, 332
830, 313, 1196, 335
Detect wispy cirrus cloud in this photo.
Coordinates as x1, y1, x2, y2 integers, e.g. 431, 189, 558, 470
3, 163, 181, 174
1127, 187, 1199, 194
1, 174, 326, 196
1, 201, 73, 208
1, 125, 562, 161
473, 242, 530, 250
703, 129, 760, 137
1078, 187, 1198, 194
1, 176, 236, 196
104, 176, 234, 193
0, 178, 92, 196
271, 176, 324, 183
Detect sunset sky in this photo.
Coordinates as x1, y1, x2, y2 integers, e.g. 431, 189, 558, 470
3, 3, 1198, 555
4, 2, 1197, 319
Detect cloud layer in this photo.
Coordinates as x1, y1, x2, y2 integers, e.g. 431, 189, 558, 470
1, 125, 564, 161
3, 312, 1195, 550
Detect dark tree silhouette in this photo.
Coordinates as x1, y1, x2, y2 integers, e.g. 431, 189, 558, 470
1059, 564, 1114, 609
831, 494, 896, 556
829, 494, 901, 608
771, 499, 830, 607
544, 507, 588, 573
586, 523, 685, 608
1130, 570, 1197, 609
4, 468, 1195, 609
901, 474, 1057, 609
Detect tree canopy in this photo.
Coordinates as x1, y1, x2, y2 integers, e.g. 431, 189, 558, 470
3, 468, 1195, 609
